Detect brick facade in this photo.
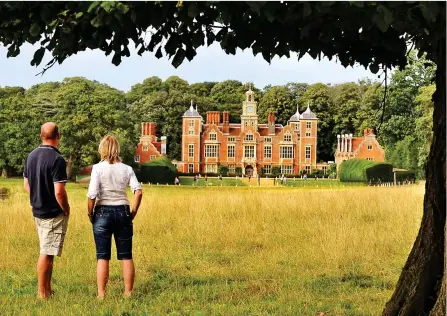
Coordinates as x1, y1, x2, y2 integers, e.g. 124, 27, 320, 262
134, 122, 167, 164
178, 89, 324, 176
334, 128, 385, 165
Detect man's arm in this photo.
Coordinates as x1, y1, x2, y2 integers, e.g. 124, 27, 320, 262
24, 178, 30, 193
54, 182, 70, 216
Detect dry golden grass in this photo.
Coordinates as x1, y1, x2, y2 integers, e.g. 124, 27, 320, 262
0, 179, 423, 315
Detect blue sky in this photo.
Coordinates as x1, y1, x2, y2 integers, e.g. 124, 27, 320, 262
0, 43, 377, 92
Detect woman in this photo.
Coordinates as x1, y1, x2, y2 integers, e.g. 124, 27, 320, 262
87, 135, 143, 298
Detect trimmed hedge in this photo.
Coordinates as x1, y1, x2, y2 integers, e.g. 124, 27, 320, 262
339, 159, 393, 183
395, 170, 416, 182
137, 157, 178, 184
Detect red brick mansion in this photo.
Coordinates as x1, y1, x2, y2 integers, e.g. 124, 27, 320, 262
134, 122, 166, 164
334, 128, 385, 165
176, 88, 327, 176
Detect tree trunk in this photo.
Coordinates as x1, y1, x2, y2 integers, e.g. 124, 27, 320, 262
66, 155, 73, 181
382, 37, 446, 315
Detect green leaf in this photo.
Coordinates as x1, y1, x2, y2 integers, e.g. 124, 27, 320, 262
188, 3, 199, 18
374, 5, 393, 32
87, 2, 100, 13
31, 47, 45, 66
185, 47, 196, 61
76, 12, 84, 19
101, 2, 116, 13
262, 51, 271, 63
172, 48, 186, 68
419, 3, 438, 22
155, 46, 163, 59
112, 52, 121, 66
247, 2, 263, 16
302, 3, 312, 18
29, 23, 41, 37
91, 16, 101, 28
369, 63, 379, 74
192, 32, 204, 48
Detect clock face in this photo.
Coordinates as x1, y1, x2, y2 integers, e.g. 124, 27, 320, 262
247, 106, 253, 113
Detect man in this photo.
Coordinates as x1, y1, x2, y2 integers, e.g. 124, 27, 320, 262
23, 122, 70, 299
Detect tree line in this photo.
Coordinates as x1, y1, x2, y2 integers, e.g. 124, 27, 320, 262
0, 52, 435, 179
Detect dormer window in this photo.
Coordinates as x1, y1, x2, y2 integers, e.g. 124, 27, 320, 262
209, 132, 217, 141
245, 134, 254, 141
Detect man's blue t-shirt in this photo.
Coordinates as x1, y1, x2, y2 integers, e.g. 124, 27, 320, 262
24, 145, 68, 218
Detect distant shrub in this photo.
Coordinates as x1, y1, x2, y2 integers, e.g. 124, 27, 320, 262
339, 159, 393, 183
328, 163, 337, 178
235, 167, 243, 177
271, 166, 281, 177
138, 157, 178, 184
394, 170, 416, 183
218, 165, 229, 177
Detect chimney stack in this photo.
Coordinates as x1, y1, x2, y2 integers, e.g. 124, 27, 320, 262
223, 111, 230, 134
206, 111, 221, 125
161, 136, 167, 155
148, 123, 156, 136
268, 112, 275, 135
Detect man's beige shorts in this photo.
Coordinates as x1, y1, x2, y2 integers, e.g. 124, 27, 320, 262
34, 213, 69, 256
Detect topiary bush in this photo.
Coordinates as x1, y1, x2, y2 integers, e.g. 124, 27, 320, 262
271, 166, 281, 177
394, 170, 417, 183
218, 165, 229, 177
138, 156, 178, 184
339, 159, 393, 183
235, 167, 242, 177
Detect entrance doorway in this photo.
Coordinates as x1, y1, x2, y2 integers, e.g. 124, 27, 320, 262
245, 165, 254, 177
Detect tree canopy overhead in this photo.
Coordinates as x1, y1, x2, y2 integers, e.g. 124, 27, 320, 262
0, 2, 445, 315
0, 2, 444, 72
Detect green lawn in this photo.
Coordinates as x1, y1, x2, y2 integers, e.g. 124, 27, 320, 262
281, 179, 365, 188
179, 177, 246, 186
0, 178, 422, 315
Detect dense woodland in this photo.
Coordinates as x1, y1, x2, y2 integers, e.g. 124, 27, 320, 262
0, 52, 435, 179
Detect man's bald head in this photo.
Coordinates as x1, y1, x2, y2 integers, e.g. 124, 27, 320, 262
40, 122, 59, 141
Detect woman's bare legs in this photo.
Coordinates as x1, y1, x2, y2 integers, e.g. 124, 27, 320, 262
96, 259, 109, 298
121, 259, 135, 296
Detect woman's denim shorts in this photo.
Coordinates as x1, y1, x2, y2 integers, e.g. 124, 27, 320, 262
93, 205, 133, 260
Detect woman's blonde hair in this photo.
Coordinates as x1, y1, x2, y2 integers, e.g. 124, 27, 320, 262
98, 135, 121, 164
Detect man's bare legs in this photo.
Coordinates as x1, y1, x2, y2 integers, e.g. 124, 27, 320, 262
37, 255, 54, 299
122, 259, 135, 297
96, 259, 110, 298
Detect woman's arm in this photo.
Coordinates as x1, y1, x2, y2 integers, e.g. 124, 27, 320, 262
88, 198, 96, 223
86, 165, 99, 222
128, 167, 143, 220
131, 189, 142, 219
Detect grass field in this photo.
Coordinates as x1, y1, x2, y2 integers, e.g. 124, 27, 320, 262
179, 177, 246, 186
0, 178, 423, 315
